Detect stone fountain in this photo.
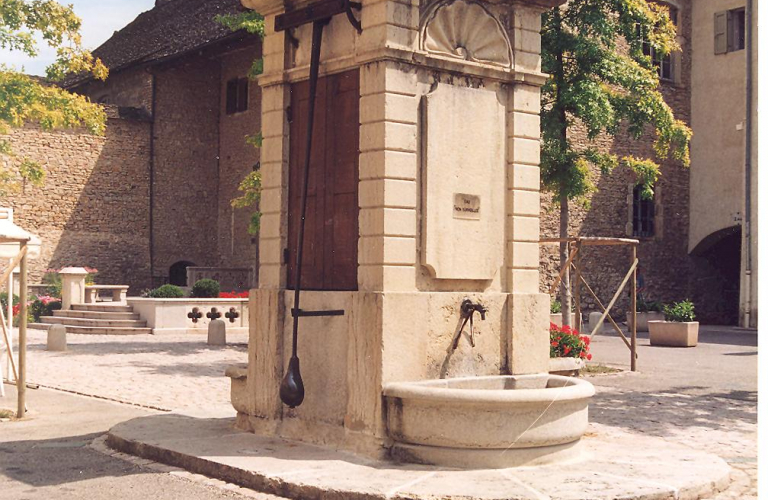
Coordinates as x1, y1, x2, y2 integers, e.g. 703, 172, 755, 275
228, 0, 594, 468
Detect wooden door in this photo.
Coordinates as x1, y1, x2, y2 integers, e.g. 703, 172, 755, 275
287, 69, 359, 291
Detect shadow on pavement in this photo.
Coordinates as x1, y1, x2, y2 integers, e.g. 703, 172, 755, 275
0, 432, 149, 488
590, 386, 757, 440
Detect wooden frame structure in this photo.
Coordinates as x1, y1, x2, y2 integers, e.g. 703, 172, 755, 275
541, 237, 640, 371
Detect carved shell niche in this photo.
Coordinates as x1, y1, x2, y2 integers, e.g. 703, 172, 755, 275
421, 0, 512, 68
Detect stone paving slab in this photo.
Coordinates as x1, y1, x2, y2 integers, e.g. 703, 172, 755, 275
107, 413, 731, 500
16, 329, 248, 414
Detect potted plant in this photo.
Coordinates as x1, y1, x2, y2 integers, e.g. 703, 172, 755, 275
548, 322, 591, 376
627, 297, 664, 332
549, 299, 581, 327
648, 300, 698, 347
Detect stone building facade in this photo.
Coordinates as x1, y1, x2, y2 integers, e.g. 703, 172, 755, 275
2, 107, 152, 289
2, 0, 753, 326
68, 0, 263, 288
540, 0, 731, 325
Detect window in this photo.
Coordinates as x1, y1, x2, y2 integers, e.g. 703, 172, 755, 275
639, 5, 677, 81
649, 5, 676, 81
632, 186, 655, 238
225, 77, 249, 114
715, 8, 746, 54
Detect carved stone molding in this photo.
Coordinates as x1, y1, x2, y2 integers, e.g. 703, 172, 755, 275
420, 0, 513, 68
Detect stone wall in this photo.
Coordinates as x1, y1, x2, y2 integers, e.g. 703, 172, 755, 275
217, 44, 262, 280
151, 56, 222, 282
539, 0, 704, 323
1, 107, 152, 292
75, 66, 154, 111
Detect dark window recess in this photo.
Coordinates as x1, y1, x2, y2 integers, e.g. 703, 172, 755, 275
715, 8, 746, 54
640, 5, 676, 81
632, 187, 655, 238
287, 69, 360, 291
226, 77, 248, 114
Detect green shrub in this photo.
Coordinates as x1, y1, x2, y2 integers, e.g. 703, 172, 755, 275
637, 297, 663, 313
146, 284, 185, 298
550, 299, 561, 314
191, 279, 220, 298
30, 297, 62, 321
663, 300, 696, 323
42, 271, 62, 298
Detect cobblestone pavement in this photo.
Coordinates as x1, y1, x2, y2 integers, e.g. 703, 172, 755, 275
7, 325, 758, 499
16, 329, 249, 415
586, 326, 758, 499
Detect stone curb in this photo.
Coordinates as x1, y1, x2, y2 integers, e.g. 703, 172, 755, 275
90, 435, 287, 499
105, 416, 733, 500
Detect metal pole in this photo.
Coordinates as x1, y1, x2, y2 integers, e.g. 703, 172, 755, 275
17, 242, 28, 417
280, 20, 326, 409
742, 0, 754, 328
630, 245, 637, 372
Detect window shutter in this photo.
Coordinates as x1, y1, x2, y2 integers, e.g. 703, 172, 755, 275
714, 11, 728, 54
237, 78, 249, 112
226, 79, 238, 114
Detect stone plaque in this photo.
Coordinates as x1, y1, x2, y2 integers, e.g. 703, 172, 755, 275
453, 193, 481, 220
421, 83, 505, 280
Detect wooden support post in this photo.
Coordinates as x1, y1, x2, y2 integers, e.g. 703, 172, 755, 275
576, 272, 636, 357
574, 241, 582, 332
0, 307, 18, 382
630, 245, 637, 372
548, 245, 580, 296
17, 242, 27, 418
589, 258, 638, 338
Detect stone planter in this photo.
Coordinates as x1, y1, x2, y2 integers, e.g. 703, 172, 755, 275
648, 321, 699, 347
627, 312, 665, 332
548, 357, 585, 376
127, 297, 249, 335
549, 313, 581, 328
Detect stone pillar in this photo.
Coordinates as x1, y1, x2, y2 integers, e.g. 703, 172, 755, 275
47, 324, 67, 351
208, 319, 227, 345
59, 267, 88, 310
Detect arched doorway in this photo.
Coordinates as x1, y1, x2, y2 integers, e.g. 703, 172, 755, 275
169, 261, 195, 287
690, 227, 741, 325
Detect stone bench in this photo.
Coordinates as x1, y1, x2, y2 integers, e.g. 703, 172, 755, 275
84, 285, 129, 304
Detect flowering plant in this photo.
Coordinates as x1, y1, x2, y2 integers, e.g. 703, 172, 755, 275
219, 291, 249, 299
550, 322, 591, 360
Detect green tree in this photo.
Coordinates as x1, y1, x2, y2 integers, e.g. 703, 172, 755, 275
1, 0, 108, 196
215, 11, 265, 234
541, 0, 692, 326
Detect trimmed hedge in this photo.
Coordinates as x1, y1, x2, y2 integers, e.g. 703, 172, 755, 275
191, 279, 220, 298
147, 284, 185, 298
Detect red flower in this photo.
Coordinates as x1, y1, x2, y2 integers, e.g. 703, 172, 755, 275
587, 354, 592, 361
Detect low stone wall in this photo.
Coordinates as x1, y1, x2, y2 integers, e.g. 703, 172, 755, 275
128, 298, 248, 335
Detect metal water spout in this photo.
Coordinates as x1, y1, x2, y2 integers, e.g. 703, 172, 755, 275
451, 298, 487, 350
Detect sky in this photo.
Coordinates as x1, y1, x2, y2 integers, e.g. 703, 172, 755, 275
0, 0, 155, 76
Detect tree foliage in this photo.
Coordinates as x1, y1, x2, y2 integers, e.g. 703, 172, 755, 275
541, 0, 692, 203
1, 0, 107, 196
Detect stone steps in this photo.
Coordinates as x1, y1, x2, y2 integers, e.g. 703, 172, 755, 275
30, 323, 151, 335
40, 316, 148, 328
71, 303, 134, 313
33, 302, 151, 335
54, 309, 141, 320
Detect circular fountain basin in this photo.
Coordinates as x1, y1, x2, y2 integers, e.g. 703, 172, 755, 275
383, 374, 595, 469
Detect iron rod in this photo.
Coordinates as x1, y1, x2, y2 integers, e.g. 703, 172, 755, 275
290, 20, 325, 359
